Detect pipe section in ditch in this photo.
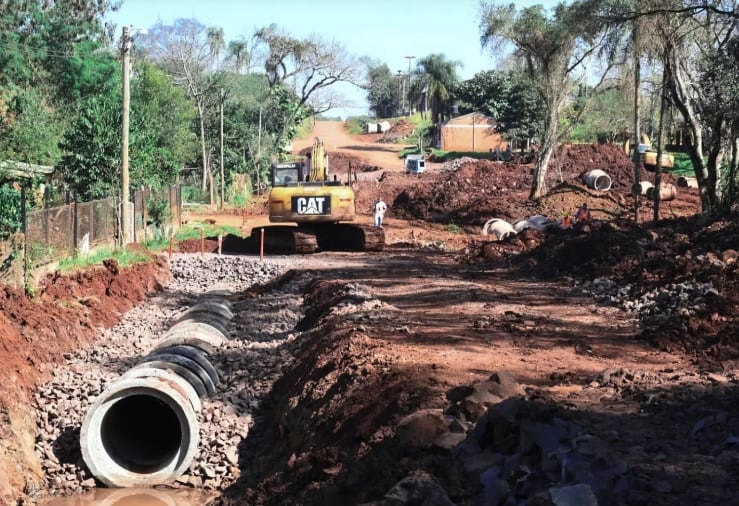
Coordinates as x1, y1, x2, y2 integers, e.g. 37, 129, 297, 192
80, 291, 232, 487
582, 170, 612, 191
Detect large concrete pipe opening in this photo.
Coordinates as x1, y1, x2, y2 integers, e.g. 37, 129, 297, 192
101, 394, 182, 473
583, 170, 612, 191
81, 379, 199, 487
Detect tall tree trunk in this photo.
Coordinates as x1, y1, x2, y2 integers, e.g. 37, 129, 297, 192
529, 107, 559, 200
198, 100, 208, 193
633, 25, 642, 223
653, 66, 669, 222
665, 49, 718, 212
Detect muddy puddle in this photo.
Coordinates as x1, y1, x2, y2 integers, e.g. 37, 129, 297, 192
41, 488, 217, 505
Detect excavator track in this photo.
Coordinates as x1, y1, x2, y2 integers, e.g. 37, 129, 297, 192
248, 224, 385, 255
315, 224, 385, 252
248, 226, 318, 254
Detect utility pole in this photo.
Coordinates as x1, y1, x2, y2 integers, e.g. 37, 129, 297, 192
404, 56, 415, 116
121, 26, 132, 245
220, 88, 225, 210
396, 70, 403, 115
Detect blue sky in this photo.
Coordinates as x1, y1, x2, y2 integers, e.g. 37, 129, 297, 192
108, 0, 554, 117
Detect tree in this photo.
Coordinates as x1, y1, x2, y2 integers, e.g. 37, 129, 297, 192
601, 0, 739, 212
206, 26, 225, 67
363, 60, 400, 119
414, 54, 461, 124
661, 5, 739, 211
130, 61, 197, 189
256, 24, 361, 115
455, 69, 546, 146
480, 2, 608, 200
140, 19, 222, 199
57, 94, 122, 200
227, 34, 262, 74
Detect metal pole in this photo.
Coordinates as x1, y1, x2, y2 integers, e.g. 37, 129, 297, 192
220, 88, 225, 210
121, 26, 132, 245
404, 56, 415, 115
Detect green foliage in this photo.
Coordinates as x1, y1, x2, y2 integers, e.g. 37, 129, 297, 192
131, 61, 197, 189
345, 116, 370, 134
0, 184, 22, 239
56, 93, 121, 200
447, 223, 461, 234
364, 62, 401, 118
147, 195, 171, 227
57, 247, 151, 272
414, 54, 462, 124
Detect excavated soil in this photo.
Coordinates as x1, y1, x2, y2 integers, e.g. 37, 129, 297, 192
2, 122, 738, 506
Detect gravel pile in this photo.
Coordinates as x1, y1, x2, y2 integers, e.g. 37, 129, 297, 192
581, 277, 719, 322
33, 253, 310, 497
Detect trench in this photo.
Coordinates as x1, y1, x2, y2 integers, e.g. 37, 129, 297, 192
32, 253, 311, 503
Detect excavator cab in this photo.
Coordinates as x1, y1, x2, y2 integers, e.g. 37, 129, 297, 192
250, 137, 384, 253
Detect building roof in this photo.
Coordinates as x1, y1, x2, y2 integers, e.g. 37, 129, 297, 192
443, 111, 498, 125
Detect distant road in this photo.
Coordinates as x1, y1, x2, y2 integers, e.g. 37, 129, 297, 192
293, 121, 406, 171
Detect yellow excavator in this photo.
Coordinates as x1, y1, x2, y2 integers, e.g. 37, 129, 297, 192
249, 137, 385, 254
624, 133, 674, 171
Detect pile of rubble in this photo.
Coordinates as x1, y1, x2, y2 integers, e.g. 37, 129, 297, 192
378, 119, 416, 143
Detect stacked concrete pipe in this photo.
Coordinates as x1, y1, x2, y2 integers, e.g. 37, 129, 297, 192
80, 290, 233, 488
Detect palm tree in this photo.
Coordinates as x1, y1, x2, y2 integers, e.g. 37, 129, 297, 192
228, 39, 248, 74
206, 26, 224, 67
415, 54, 462, 124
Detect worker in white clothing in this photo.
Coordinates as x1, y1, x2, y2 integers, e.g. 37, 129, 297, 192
374, 199, 387, 228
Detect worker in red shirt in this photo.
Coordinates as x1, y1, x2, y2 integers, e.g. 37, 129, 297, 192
575, 203, 592, 223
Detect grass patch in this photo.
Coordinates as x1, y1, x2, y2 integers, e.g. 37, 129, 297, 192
428, 148, 495, 162
345, 116, 370, 135
57, 246, 150, 272
448, 223, 461, 234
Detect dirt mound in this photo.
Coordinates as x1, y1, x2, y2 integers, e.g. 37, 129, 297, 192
221, 278, 470, 504
379, 119, 416, 143
296, 148, 381, 174
509, 214, 739, 362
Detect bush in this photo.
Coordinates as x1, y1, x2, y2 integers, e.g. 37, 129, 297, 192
0, 184, 22, 239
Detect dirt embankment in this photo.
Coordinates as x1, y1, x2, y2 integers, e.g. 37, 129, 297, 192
0, 258, 168, 503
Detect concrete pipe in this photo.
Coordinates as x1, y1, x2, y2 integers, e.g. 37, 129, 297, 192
138, 353, 218, 396
121, 366, 202, 412
482, 218, 516, 241
81, 294, 231, 488
676, 176, 698, 189
631, 181, 653, 196
646, 183, 677, 202
80, 377, 200, 487
174, 311, 230, 336
179, 300, 234, 321
163, 320, 227, 349
149, 345, 221, 388
582, 170, 612, 191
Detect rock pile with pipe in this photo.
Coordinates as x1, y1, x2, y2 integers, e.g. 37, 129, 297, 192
80, 290, 233, 487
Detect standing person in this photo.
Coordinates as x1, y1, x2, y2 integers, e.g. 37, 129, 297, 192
560, 212, 572, 229
374, 199, 387, 228
575, 202, 591, 223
